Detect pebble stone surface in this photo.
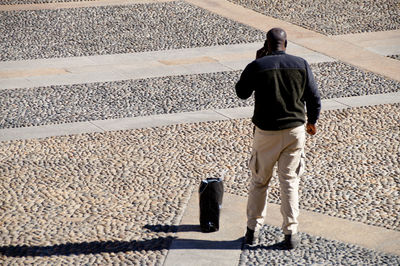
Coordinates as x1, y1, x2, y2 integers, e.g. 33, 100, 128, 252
0, 126, 197, 265
0, 0, 95, 4
223, 104, 400, 232
1, 62, 399, 129
1, 0, 400, 264
239, 224, 400, 265
0, 105, 398, 264
0, 1, 265, 61
389, 54, 400, 60
228, 0, 400, 35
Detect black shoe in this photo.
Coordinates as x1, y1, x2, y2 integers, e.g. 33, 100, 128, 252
244, 227, 255, 245
283, 234, 299, 249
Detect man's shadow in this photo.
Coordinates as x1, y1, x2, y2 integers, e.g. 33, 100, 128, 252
0, 237, 174, 257
0, 224, 285, 257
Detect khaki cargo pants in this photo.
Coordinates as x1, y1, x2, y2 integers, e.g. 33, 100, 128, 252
247, 125, 305, 235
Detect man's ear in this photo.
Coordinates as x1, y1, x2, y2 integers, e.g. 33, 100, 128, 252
284, 40, 287, 48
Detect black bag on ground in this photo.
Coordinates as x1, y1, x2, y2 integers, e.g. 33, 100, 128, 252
199, 178, 224, 233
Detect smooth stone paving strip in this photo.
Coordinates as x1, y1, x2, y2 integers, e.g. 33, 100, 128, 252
227, 0, 400, 35
239, 224, 400, 265
332, 30, 400, 57
0, 104, 399, 264
0, 1, 265, 61
0, 42, 336, 90
1, 62, 399, 129
165, 192, 246, 266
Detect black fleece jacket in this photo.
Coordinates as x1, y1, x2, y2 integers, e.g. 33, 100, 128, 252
236, 51, 321, 130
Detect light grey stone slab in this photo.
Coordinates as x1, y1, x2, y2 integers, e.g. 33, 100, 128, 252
112, 61, 162, 73
301, 53, 336, 64
181, 62, 232, 74
335, 92, 400, 108
25, 71, 129, 88
148, 47, 208, 60
150, 42, 263, 60
366, 45, 400, 56
161, 109, 231, 123
0, 77, 33, 90
0, 122, 102, 141
0, 56, 96, 71
214, 106, 253, 119
165, 249, 240, 266
91, 110, 229, 132
91, 115, 173, 131
207, 42, 262, 55
222, 53, 335, 71
164, 192, 245, 266
287, 42, 337, 63
86, 52, 156, 65
287, 41, 307, 50
219, 59, 252, 71
0, 42, 337, 89
63, 64, 118, 74
120, 62, 231, 80
321, 99, 351, 110
332, 31, 400, 57
119, 64, 190, 79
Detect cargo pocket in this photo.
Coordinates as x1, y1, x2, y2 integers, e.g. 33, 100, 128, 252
249, 150, 259, 176
296, 151, 306, 177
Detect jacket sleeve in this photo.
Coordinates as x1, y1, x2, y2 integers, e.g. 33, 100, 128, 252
304, 61, 321, 124
235, 61, 257, 99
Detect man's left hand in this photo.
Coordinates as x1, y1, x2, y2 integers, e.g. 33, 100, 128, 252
306, 123, 317, 135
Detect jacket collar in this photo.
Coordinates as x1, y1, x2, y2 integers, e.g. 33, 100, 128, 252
269, 50, 286, 55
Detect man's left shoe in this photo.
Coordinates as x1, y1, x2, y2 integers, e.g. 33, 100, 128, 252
283, 234, 300, 249
244, 227, 255, 245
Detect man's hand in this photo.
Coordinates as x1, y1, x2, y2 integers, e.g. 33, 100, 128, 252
306, 123, 317, 135
256, 47, 267, 59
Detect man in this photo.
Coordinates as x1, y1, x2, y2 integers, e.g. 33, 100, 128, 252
235, 28, 321, 249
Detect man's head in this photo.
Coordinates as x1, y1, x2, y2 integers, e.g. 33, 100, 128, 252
266, 28, 287, 53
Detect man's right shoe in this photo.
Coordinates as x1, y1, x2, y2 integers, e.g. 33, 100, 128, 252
244, 227, 255, 245
283, 234, 300, 249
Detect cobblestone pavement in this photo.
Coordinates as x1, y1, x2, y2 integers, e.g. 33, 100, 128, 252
0, 0, 96, 4
390, 54, 400, 60
228, 0, 400, 35
0, 126, 197, 264
1, 105, 399, 264
0, 0, 399, 265
0, 1, 264, 61
240, 224, 400, 265
226, 104, 400, 231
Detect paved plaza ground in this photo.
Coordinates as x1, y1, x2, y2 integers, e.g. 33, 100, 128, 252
0, 0, 399, 265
